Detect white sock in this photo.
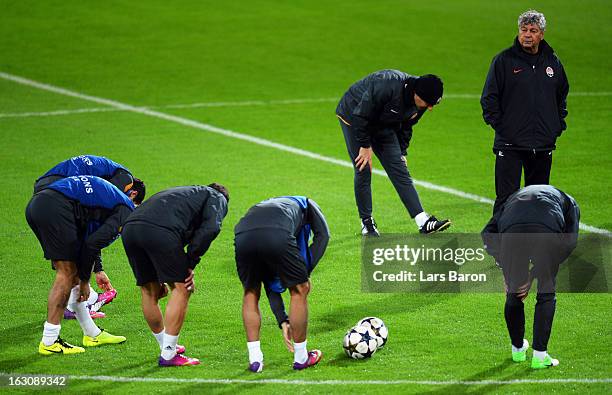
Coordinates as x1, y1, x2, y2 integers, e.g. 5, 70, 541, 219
65, 287, 78, 313
72, 301, 102, 337
161, 334, 179, 360
153, 329, 165, 350
87, 285, 98, 306
247, 340, 263, 364
294, 340, 308, 364
512, 339, 529, 353
42, 322, 61, 346
69, 286, 101, 338
415, 212, 430, 228
66, 284, 96, 312
533, 350, 548, 360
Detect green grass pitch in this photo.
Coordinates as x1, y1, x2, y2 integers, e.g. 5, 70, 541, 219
0, 1, 610, 393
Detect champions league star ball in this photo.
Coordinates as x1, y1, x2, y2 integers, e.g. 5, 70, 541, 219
343, 325, 378, 359
356, 317, 388, 348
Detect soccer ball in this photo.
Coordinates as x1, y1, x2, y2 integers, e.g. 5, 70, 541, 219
356, 316, 388, 348
343, 325, 378, 359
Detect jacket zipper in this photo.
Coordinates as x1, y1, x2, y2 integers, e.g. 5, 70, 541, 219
531, 63, 537, 149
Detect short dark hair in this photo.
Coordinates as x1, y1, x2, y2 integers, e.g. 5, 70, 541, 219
208, 182, 229, 203
132, 178, 146, 205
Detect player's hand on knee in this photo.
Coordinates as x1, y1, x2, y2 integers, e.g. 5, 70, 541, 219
355, 147, 373, 172
281, 321, 294, 352
517, 283, 530, 301
78, 280, 90, 302
184, 269, 195, 292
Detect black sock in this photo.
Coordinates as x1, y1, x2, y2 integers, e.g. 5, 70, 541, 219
505, 293, 525, 349
533, 293, 556, 351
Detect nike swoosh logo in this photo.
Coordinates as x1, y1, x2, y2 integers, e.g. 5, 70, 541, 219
513, 68, 524, 74
47, 348, 63, 353
390, 109, 399, 114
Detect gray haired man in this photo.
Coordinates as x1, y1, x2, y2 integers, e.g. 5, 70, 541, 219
481, 10, 570, 214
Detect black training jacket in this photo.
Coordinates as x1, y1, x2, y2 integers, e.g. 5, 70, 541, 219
481, 38, 569, 151
124, 185, 228, 265
481, 185, 580, 260
336, 69, 426, 154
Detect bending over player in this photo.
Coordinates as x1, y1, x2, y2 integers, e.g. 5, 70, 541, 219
26, 176, 135, 355
234, 196, 330, 372
121, 184, 229, 367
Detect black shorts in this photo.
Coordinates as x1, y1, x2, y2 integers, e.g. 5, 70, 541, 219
25, 190, 81, 262
500, 224, 563, 294
235, 229, 308, 290
122, 222, 191, 286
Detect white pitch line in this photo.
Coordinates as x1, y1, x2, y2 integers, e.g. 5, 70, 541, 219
0, 107, 118, 118
0, 98, 338, 118
0, 71, 609, 236
1, 91, 612, 119
565, 91, 612, 96
444, 92, 612, 99
60, 374, 612, 386
163, 97, 339, 109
